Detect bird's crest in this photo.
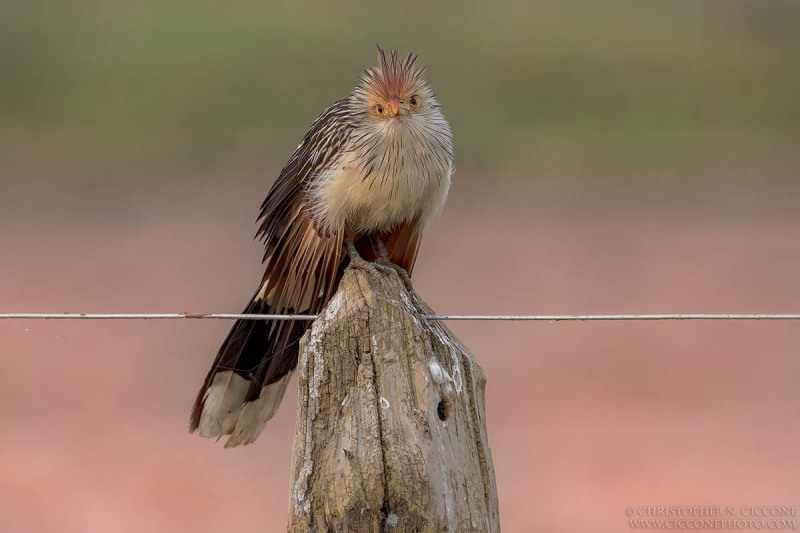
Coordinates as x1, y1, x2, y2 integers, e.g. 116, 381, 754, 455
360, 45, 424, 100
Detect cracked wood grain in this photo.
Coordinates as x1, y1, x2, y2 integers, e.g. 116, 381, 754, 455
288, 264, 499, 533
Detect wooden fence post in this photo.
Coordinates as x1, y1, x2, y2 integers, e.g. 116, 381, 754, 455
287, 264, 500, 532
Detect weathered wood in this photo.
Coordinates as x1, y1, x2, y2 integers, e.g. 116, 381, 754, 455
288, 264, 499, 533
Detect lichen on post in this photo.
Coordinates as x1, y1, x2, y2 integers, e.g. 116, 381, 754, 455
287, 264, 499, 533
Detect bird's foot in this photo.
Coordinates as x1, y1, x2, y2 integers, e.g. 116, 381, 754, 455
345, 239, 371, 269
374, 238, 392, 264
388, 262, 414, 292
346, 239, 413, 291
374, 239, 414, 292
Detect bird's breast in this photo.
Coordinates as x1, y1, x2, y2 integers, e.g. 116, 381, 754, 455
309, 140, 452, 235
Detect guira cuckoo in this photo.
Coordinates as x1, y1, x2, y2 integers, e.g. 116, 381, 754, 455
190, 47, 454, 446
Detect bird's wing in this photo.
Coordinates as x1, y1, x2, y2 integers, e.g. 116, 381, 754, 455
190, 100, 353, 446
384, 219, 423, 275
255, 98, 353, 341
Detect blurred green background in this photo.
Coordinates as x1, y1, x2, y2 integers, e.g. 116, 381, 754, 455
2, 0, 799, 186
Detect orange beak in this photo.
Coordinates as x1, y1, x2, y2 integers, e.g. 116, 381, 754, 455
388, 97, 402, 117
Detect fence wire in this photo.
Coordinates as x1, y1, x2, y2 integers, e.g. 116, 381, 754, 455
0, 313, 799, 321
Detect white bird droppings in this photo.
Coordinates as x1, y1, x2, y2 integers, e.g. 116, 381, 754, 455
428, 360, 446, 384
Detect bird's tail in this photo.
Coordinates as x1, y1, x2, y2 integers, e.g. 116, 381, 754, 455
189, 291, 305, 447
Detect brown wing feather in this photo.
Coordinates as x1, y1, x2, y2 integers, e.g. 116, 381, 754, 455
384, 220, 423, 275
190, 100, 351, 434
352, 219, 423, 276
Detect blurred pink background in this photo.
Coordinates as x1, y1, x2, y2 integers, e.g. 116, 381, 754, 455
1, 179, 798, 532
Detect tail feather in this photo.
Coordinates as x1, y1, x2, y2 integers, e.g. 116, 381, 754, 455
189, 293, 306, 445
197, 371, 249, 438
190, 221, 422, 446
225, 373, 292, 447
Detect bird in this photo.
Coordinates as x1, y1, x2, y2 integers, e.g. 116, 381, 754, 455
190, 46, 454, 447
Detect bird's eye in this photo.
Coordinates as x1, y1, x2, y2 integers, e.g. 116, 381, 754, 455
375, 104, 385, 115
409, 96, 419, 107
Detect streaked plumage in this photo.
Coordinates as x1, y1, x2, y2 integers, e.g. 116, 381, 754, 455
190, 46, 454, 447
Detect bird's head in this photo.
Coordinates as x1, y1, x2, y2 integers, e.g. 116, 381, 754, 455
350, 45, 442, 130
